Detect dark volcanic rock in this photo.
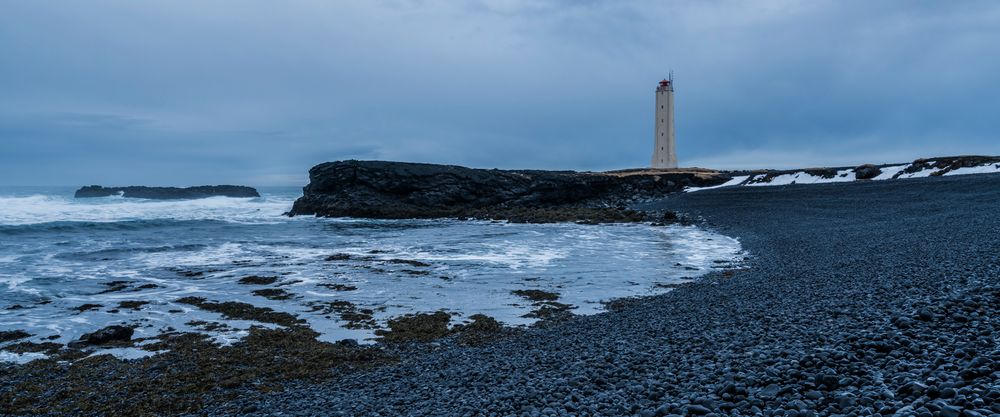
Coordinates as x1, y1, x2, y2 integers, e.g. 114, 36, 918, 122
74, 325, 134, 346
853, 163, 882, 180
176, 297, 304, 328
74, 185, 260, 199
0, 326, 394, 416
251, 288, 294, 301
803, 168, 839, 179
287, 160, 728, 221
511, 289, 560, 302
72, 303, 103, 312
454, 314, 511, 346
0, 330, 31, 343
376, 311, 452, 342
237, 275, 279, 285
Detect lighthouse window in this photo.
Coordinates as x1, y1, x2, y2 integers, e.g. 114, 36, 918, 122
660, 105, 663, 109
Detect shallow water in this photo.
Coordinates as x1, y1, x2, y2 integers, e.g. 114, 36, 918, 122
0, 187, 742, 360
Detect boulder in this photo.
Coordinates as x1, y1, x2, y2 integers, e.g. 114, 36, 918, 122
854, 164, 882, 180
73, 325, 134, 346
0, 330, 31, 343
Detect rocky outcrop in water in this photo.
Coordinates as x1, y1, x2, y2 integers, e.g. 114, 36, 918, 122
287, 160, 729, 221
74, 185, 260, 199
70, 325, 134, 347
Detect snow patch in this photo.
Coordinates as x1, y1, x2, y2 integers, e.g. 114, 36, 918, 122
941, 164, 1000, 176
746, 170, 854, 186
684, 175, 749, 192
735, 160, 999, 188
896, 167, 936, 179
872, 165, 908, 180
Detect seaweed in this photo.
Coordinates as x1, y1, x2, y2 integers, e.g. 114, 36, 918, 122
176, 297, 304, 327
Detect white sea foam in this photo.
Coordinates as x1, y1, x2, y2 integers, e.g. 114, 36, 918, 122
1, 189, 749, 363
2, 274, 37, 295
87, 348, 165, 361
138, 242, 257, 267
0, 193, 295, 226
0, 218, 746, 362
412, 244, 567, 269
0, 351, 48, 364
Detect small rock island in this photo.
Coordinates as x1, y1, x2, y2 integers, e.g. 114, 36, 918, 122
74, 185, 260, 199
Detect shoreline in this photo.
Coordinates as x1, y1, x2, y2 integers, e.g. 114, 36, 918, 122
2, 173, 999, 416
208, 172, 1000, 416
0, 218, 731, 361
0, 218, 736, 415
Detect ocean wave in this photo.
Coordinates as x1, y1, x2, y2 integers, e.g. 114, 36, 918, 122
0, 214, 746, 361
0, 193, 297, 226
55, 243, 209, 262
0, 219, 193, 235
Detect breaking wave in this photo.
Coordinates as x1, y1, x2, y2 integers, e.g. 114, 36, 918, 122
0, 192, 295, 226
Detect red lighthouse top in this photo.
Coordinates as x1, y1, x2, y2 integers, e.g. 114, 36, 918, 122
657, 78, 673, 92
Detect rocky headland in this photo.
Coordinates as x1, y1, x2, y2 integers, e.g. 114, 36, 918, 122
287, 156, 1000, 223
74, 185, 260, 199
287, 160, 729, 222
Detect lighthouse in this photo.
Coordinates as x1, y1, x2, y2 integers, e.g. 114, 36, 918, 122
651, 76, 677, 168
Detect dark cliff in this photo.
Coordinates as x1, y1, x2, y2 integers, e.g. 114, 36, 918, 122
287, 160, 730, 222
74, 185, 260, 199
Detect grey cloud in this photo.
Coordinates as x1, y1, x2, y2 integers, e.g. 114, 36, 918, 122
1, 1, 999, 185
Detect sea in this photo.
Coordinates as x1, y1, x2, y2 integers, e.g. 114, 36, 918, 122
0, 186, 743, 363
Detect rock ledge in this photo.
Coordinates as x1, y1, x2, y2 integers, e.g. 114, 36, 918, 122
287, 160, 728, 222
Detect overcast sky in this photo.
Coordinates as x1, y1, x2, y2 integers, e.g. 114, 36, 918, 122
2, 1, 999, 186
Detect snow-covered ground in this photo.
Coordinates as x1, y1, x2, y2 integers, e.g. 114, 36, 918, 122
685, 159, 1000, 192
685, 175, 750, 192
745, 169, 855, 187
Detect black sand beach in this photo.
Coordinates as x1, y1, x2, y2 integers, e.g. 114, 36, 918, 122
196, 173, 1000, 416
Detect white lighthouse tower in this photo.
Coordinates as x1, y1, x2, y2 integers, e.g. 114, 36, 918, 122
651, 75, 678, 168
